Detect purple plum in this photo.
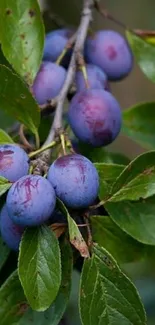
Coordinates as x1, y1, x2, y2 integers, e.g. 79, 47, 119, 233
75, 64, 109, 91
43, 28, 73, 65
68, 89, 122, 147
32, 62, 66, 105
47, 154, 99, 208
0, 144, 29, 182
85, 30, 133, 81
6, 175, 56, 226
0, 204, 25, 251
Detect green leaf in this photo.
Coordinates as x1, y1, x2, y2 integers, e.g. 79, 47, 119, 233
105, 196, 155, 245
18, 238, 73, 325
91, 216, 147, 263
108, 151, 155, 202
126, 30, 155, 83
95, 163, 124, 200
79, 245, 146, 325
18, 225, 61, 312
0, 270, 28, 325
0, 236, 10, 270
57, 199, 89, 258
123, 102, 155, 150
0, 129, 14, 144
0, 65, 40, 135
0, 0, 44, 84
78, 142, 130, 164
0, 176, 11, 196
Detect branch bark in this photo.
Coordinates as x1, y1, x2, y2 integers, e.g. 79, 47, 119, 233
43, 0, 93, 147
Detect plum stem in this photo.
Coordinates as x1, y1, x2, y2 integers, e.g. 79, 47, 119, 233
29, 141, 56, 158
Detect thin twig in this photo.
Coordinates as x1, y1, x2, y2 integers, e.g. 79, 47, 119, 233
19, 124, 33, 151
94, 0, 127, 30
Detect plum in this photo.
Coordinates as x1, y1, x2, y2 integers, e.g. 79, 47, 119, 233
68, 89, 122, 147
0, 144, 29, 182
47, 154, 99, 208
85, 30, 133, 81
6, 175, 56, 226
75, 64, 109, 91
32, 62, 66, 105
0, 204, 25, 251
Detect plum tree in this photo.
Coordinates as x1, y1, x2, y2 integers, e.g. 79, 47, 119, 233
0, 144, 29, 182
68, 88, 122, 147
6, 175, 56, 226
85, 30, 133, 81
0, 205, 25, 251
32, 62, 66, 105
47, 154, 99, 208
43, 28, 73, 64
75, 64, 109, 91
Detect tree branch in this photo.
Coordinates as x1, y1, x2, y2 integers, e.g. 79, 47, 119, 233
43, 0, 93, 148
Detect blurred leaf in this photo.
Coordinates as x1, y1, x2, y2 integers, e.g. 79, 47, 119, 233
18, 225, 61, 311
105, 196, 155, 245
95, 163, 124, 200
57, 199, 89, 258
0, 65, 40, 135
0, 236, 10, 271
108, 151, 155, 202
91, 215, 147, 263
0, 129, 14, 144
0, 0, 44, 84
79, 245, 146, 325
123, 102, 155, 150
0, 270, 28, 325
49, 0, 82, 26
0, 177, 11, 196
126, 31, 155, 83
18, 238, 73, 325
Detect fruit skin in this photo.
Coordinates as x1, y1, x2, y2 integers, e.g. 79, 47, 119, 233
68, 89, 122, 147
85, 30, 133, 81
75, 64, 109, 91
47, 154, 99, 208
6, 175, 56, 226
32, 62, 66, 105
0, 205, 25, 251
0, 144, 29, 182
43, 28, 73, 64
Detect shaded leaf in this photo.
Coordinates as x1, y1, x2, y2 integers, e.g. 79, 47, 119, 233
0, 176, 11, 196
79, 245, 146, 325
0, 270, 28, 325
78, 141, 130, 165
127, 30, 155, 83
0, 0, 44, 84
95, 163, 124, 200
123, 102, 155, 150
0, 129, 14, 144
18, 238, 73, 325
0, 65, 40, 135
0, 236, 10, 270
18, 225, 61, 311
105, 196, 155, 245
91, 215, 147, 263
57, 199, 89, 258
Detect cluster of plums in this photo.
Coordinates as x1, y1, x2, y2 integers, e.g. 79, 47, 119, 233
0, 145, 99, 251
33, 28, 133, 147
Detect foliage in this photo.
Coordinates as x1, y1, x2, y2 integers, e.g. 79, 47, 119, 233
0, 1, 154, 325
